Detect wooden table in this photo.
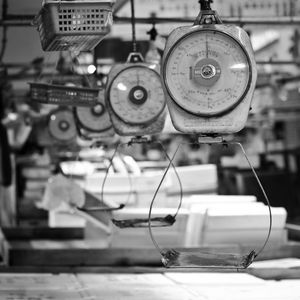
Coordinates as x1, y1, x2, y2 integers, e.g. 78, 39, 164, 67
0, 271, 299, 300
1, 227, 300, 281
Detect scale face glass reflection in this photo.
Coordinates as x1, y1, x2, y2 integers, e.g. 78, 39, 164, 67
109, 66, 165, 125
164, 30, 251, 117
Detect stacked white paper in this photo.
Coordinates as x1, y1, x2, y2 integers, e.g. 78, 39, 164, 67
185, 200, 287, 247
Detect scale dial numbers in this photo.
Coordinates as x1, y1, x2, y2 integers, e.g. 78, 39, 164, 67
164, 29, 251, 117
109, 66, 165, 125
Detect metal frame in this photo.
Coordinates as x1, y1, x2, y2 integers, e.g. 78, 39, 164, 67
4, 15, 300, 27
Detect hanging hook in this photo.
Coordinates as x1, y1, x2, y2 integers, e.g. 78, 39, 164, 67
147, 24, 158, 41
194, 0, 222, 25
199, 0, 213, 11
147, 13, 158, 41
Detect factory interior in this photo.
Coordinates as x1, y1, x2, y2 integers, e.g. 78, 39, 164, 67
1, 0, 300, 299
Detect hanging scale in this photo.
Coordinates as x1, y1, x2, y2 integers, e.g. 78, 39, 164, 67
161, 0, 257, 136
74, 90, 115, 141
105, 0, 166, 137
148, 1, 272, 270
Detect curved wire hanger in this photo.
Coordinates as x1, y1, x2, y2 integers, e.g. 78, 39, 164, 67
57, 142, 130, 234
76, 142, 133, 213
73, 138, 183, 229
148, 139, 272, 269
111, 140, 183, 229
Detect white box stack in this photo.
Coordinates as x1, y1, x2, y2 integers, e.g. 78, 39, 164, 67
184, 196, 287, 247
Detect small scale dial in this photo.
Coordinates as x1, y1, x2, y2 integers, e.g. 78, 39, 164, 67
48, 109, 77, 142
75, 103, 112, 133
109, 66, 165, 125
164, 29, 251, 116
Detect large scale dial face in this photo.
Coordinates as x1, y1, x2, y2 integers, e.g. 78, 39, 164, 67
164, 29, 251, 117
109, 66, 165, 125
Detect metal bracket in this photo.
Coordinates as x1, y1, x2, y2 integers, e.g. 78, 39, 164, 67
127, 52, 144, 63
198, 136, 225, 144
128, 136, 150, 145
194, 9, 222, 25
199, 0, 213, 11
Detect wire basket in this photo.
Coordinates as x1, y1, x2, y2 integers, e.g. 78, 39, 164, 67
30, 82, 49, 103
29, 82, 100, 106
34, 0, 115, 51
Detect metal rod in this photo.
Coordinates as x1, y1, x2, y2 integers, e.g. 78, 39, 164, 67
2, 0, 8, 19
199, 0, 213, 11
1, 60, 299, 70
114, 16, 300, 26
130, 0, 137, 52
5, 14, 33, 20
3, 15, 300, 27
0, 19, 33, 26
2, 63, 99, 68
0, 14, 34, 26
256, 60, 300, 65
0, 0, 8, 62
4, 74, 89, 80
